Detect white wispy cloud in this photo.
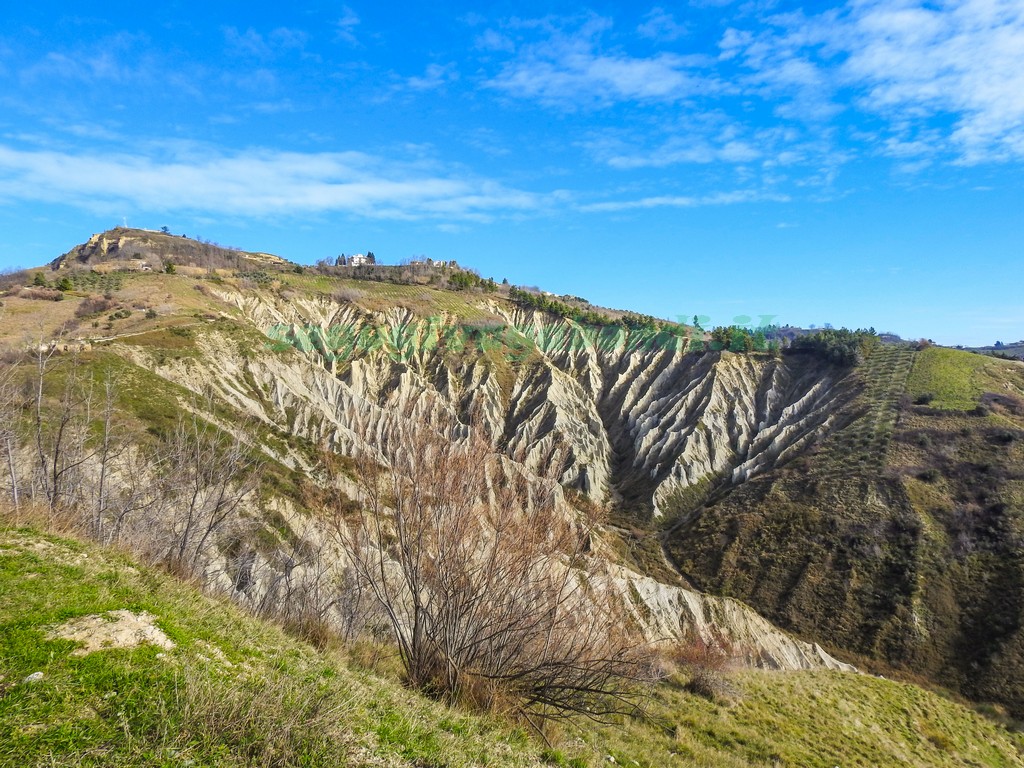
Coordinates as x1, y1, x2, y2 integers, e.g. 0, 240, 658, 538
578, 115, 847, 191
56, 123, 125, 142
19, 32, 157, 87
222, 67, 280, 94
485, 17, 718, 107
839, 0, 1024, 164
723, 1, 1024, 164
579, 189, 788, 212
483, 3, 1024, 170
586, 133, 761, 169
224, 27, 274, 58
474, 28, 516, 53
336, 5, 361, 45
249, 99, 297, 114
223, 27, 309, 59
718, 11, 845, 122
477, 12, 846, 183
13, 32, 206, 102
637, 8, 689, 41
405, 63, 459, 91
464, 128, 512, 157
0, 143, 544, 222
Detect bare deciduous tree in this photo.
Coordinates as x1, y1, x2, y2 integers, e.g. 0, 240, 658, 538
86, 371, 153, 544
325, 424, 653, 724
0, 351, 22, 513
30, 345, 96, 517
146, 413, 262, 581
100, 444, 166, 546
1, 338, 275, 626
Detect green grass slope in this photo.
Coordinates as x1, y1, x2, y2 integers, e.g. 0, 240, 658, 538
0, 526, 540, 768
591, 669, 1024, 768
3, 527, 1023, 767
906, 346, 1006, 410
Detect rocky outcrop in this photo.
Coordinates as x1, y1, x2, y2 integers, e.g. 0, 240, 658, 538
192, 291, 859, 519
109, 289, 866, 674
610, 565, 855, 671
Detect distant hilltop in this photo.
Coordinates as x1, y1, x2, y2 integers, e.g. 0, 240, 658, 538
52, 227, 288, 273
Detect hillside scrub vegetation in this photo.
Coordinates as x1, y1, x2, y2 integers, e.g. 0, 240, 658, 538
56, 227, 259, 273
2, 348, 263, 585
695, 325, 776, 354
507, 287, 683, 334
666, 344, 1024, 719
0, 525, 546, 768
508, 286, 619, 327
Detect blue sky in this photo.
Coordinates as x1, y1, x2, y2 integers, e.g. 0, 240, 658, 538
1, 1, 1022, 345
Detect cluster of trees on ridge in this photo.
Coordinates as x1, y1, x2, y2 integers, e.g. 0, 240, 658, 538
508, 292, 879, 366
507, 286, 682, 333
312, 257, 504, 294
787, 327, 880, 366
695, 326, 880, 365
693, 325, 774, 354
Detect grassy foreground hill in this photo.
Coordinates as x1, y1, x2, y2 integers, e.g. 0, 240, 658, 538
2, 524, 1023, 767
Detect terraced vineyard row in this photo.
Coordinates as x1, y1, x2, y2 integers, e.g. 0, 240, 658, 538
811, 345, 916, 476
356, 280, 500, 321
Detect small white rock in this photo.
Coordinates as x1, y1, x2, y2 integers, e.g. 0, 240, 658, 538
22, 671, 44, 684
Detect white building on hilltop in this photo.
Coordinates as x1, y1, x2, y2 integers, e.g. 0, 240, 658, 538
342, 252, 376, 267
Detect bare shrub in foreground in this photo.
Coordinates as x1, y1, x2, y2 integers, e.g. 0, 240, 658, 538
669, 629, 738, 703
325, 424, 654, 724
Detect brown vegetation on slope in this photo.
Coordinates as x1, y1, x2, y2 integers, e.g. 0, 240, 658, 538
665, 348, 1024, 716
